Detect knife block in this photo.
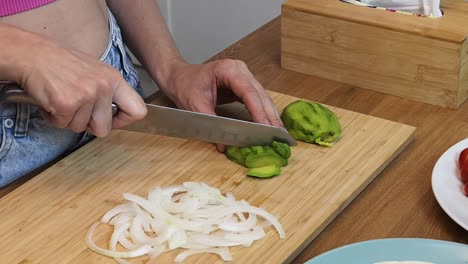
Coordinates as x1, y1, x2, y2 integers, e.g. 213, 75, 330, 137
281, 0, 468, 109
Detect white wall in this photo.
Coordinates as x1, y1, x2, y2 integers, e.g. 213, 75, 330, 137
156, 0, 171, 31
158, 0, 284, 63
133, 1, 283, 96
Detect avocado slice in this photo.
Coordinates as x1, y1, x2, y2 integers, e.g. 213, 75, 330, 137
250, 146, 264, 154
225, 141, 291, 178
272, 141, 291, 159
245, 153, 287, 168
240, 147, 252, 157
247, 164, 281, 178
225, 146, 245, 166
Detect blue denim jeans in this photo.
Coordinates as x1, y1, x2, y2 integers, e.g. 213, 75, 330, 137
0, 11, 143, 187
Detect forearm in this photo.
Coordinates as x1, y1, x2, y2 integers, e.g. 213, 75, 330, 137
0, 23, 40, 82
106, 0, 185, 89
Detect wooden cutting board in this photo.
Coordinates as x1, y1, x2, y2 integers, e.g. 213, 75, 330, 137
0, 91, 415, 264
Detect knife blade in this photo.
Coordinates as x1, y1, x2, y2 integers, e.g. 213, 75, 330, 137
120, 103, 297, 147
0, 83, 297, 147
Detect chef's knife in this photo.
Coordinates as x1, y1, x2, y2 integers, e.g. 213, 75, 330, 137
0, 83, 297, 147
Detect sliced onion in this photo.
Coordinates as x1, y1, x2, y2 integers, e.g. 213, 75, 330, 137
86, 182, 285, 262
118, 234, 138, 250
123, 192, 205, 232
86, 222, 152, 258
224, 226, 265, 242
109, 213, 132, 227
174, 247, 232, 263
129, 215, 149, 245
101, 203, 134, 224
147, 244, 168, 259
110, 223, 131, 251
219, 213, 257, 232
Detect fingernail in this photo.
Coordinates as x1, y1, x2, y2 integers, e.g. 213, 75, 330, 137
217, 144, 226, 153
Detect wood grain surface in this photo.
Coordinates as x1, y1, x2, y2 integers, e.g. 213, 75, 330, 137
0, 89, 413, 263
281, 0, 468, 109
283, 0, 468, 43
210, 17, 468, 263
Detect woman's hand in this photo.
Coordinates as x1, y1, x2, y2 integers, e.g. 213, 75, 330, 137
162, 59, 283, 126
159, 59, 283, 152
105, 1, 281, 148
5, 27, 147, 137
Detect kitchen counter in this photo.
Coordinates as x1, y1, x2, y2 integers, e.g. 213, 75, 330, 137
202, 17, 468, 261
1, 17, 467, 262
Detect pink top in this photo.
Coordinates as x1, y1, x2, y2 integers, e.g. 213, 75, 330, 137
0, 0, 56, 17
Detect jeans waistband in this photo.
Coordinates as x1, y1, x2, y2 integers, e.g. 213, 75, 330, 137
100, 9, 120, 62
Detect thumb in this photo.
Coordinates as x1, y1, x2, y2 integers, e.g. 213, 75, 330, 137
111, 81, 147, 129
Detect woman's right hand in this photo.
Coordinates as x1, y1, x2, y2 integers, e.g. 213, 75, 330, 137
1, 25, 147, 137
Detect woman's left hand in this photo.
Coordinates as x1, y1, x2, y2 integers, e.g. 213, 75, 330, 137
162, 59, 282, 123
160, 59, 283, 152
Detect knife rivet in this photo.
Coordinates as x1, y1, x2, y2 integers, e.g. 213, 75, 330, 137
3, 119, 14, 129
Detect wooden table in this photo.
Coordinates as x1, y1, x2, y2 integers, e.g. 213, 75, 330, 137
1, 17, 468, 262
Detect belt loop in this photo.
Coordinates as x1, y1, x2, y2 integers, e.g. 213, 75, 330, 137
14, 103, 29, 137
108, 8, 117, 38
107, 9, 131, 76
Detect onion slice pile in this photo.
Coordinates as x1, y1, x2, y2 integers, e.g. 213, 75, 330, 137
86, 182, 285, 262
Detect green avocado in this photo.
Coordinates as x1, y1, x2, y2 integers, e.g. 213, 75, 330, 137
245, 153, 287, 168
225, 141, 291, 177
240, 147, 252, 157
281, 100, 341, 146
250, 146, 265, 155
247, 165, 281, 178
225, 146, 245, 166
272, 141, 291, 159
259, 146, 287, 163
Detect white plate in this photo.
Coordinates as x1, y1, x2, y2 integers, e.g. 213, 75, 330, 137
432, 138, 468, 230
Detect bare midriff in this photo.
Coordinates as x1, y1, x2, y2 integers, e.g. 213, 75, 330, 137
0, 0, 109, 58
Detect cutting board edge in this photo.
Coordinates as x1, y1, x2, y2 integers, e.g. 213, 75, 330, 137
282, 126, 416, 264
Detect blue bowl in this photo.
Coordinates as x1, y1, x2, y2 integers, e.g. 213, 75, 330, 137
305, 238, 468, 264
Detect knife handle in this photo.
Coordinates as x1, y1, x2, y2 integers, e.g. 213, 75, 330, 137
0, 82, 119, 116
0, 82, 41, 106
